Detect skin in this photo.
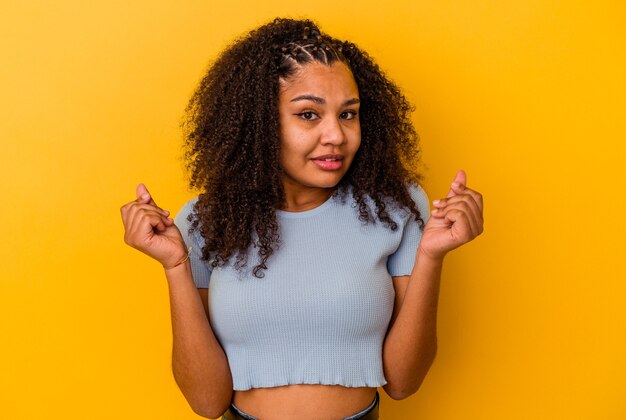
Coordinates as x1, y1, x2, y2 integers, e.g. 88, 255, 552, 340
120, 61, 484, 419
277, 62, 361, 212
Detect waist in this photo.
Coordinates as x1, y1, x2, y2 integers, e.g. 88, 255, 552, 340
231, 384, 378, 419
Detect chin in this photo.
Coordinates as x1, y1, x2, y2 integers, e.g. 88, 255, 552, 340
312, 175, 345, 189
284, 170, 348, 191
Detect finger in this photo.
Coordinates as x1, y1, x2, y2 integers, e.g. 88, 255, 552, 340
126, 210, 171, 245
465, 187, 483, 212
449, 183, 483, 212
153, 219, 167, 233
136, 183, 157, 206
430, 208, 446, 218
123, 205, 171, 237
433, 195, 483, 233
439, 201, 480, 237
123, 202, 170, 222
454, 201, 480, 236
435, 185, 483, 220
136, 211, 173, 233
433, 194, 478, 214
446, 170, 467, 198
124, 211, 159, 246
443, 208, 475, 242
134, 184, 170, 216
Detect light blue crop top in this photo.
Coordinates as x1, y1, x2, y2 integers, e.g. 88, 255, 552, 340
174, 184, 430, 391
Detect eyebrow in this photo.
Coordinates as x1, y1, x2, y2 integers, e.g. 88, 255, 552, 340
290, 94, 360, 106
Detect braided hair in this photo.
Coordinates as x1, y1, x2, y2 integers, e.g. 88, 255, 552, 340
182, 18, 424, 278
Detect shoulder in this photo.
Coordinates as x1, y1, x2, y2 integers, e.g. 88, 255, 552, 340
174, 197, 205, 246
174, 197, 198, 227
406, 183, 429, 213
388, 183, 430, 224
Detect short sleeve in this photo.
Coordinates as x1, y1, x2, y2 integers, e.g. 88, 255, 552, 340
174, 197, 213, 288
386, 184, 430, 276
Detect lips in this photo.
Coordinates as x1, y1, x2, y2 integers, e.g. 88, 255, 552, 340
312, 154, 343, 161
311, 154, 344, 170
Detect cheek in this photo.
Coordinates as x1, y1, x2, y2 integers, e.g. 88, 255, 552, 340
351, 130, 362, 153
280, 130, 312, 158
279, 138, 305, 171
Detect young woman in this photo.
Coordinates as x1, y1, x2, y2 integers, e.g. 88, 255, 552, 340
120, 18, 483, 420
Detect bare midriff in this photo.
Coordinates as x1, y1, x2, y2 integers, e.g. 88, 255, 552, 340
232, 384, 377, 419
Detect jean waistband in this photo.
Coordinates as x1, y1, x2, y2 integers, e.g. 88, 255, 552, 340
222, 390, 379, 420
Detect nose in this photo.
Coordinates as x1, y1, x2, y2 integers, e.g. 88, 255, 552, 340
320, 116, 345, 146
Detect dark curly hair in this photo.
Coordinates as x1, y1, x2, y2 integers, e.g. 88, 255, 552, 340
181, 17, 425, 277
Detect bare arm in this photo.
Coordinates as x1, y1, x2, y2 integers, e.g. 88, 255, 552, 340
166, 264, 233, 418
121, 184, 232, 418
382, 170, 483, 400
382, 255, 442, 400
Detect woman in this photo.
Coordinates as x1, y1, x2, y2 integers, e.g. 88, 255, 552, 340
120, 18, 483, 419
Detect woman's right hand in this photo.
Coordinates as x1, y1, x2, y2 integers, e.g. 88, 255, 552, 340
120, 184, 187, 269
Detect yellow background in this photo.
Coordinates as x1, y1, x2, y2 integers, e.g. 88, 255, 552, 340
1, 1, 625, 419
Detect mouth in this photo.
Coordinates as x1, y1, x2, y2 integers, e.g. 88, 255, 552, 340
311, 154, 344, 170
311, 154, 344, 161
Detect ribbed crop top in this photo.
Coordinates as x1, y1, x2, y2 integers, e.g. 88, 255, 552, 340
174, 184, 430, 391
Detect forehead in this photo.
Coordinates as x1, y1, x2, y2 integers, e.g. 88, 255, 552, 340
279, 62, 359, 99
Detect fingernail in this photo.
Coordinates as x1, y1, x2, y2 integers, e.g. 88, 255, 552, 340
141, 193, 150, 200
451, 182, 461, 189
433, 199, 441, 206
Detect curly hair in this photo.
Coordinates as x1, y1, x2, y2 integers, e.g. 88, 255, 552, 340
181, 17, 425, 277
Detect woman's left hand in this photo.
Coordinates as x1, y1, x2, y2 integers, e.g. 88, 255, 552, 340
418, 170, 484, 261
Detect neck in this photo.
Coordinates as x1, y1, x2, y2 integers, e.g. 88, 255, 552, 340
281, 183, 335, 212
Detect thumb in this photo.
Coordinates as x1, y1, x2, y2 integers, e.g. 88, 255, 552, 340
136, 183, 157, 205
446, 170, 467, 197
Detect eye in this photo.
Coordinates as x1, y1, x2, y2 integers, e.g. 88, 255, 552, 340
340, 110, 358, 120
296, 111, 319, 121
